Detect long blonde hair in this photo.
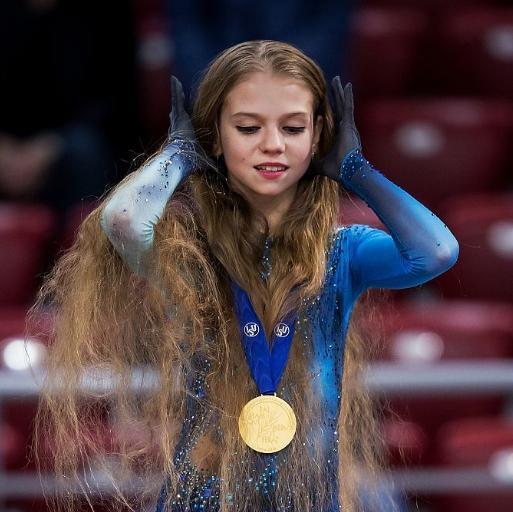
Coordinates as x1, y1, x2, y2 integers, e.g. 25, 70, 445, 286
31, 40, 395, 511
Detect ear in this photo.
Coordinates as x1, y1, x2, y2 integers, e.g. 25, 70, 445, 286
313, 114, 323, 148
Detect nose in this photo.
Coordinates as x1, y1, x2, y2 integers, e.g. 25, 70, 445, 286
260, 126, 285, 154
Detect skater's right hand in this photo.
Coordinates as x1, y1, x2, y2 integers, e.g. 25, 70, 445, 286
169, 75, 196, 144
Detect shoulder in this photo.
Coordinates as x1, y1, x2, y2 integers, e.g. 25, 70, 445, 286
328, 224, 365, 256
333, 223, 376, 240
332, 224, 387, 256
324, 225, 377, 287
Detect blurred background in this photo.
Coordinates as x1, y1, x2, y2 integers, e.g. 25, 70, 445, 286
0, 0, 512, 510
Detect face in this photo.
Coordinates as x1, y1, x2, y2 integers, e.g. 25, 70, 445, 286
214, 70, 323, 209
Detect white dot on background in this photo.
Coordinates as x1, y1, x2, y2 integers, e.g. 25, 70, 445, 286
490, 448, 513, 482
487, 221, 513, 259
2, 338, 47, 371
138, 34, 173, 68
392, 330, 444, 363
485, 25, 513, 61
394, 122, 445, 158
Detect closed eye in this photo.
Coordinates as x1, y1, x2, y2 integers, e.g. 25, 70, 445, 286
235, 126, 306, 135
284, 127, 306, 134
236, 126, 259, 134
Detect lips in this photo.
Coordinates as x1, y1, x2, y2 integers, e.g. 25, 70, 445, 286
254, 162, 289, 172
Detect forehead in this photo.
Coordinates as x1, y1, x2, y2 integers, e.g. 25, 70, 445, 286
222, 71, 314, 119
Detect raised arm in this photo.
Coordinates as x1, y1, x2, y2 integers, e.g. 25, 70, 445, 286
340, 150, 459, 291
100, 77, 199, 276
313, 78, 459, 291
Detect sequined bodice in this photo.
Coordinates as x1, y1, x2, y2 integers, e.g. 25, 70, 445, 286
164, 228, 354, 512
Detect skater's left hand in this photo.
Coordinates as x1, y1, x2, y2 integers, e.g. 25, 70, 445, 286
310, 77, 362, 181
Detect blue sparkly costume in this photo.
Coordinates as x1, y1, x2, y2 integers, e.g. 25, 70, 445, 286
101, 144, 459, 511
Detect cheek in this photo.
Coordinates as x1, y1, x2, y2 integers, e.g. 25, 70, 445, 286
224, 136, 252, 162
292, 138, 314, 161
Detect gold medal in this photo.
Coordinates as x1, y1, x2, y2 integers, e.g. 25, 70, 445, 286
238, 394, 296, 453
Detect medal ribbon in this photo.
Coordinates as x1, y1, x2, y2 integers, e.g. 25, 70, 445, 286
230, 279, 297, 395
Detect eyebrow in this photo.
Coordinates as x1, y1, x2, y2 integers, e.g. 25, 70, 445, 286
231, 111, 309, 119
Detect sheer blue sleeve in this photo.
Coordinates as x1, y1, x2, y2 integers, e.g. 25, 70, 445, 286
100, 141, 195, 276
339, 149, 459, 292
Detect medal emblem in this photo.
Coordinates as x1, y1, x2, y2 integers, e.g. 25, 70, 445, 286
239, 395, 296, 453
273, 322, 290, 337
244, 322, 260, 337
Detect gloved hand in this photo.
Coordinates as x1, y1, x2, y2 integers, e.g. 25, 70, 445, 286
100, 75, 201, 276
169, 75, 213, 172
169, 75, 195, 142
310, 77, 362, 182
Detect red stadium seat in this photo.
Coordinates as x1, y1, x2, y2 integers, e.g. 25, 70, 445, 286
0, 311, 50, 371
438, 418, 513, 466
436, 418, 513, 512
436, 193, 513, 302
381, 396, 504, 467
359, 99, 513, 209
0, 203, 55, 306
382, 418, 428, 467
440, 8, 513, 99
0, 307, 51, 482
347, 8, 428, 98
2, 400, 39, 472
0, 307, 28, 343
0, 422, 24, 470
364, 300, 513, 362
364, 300, 513, 465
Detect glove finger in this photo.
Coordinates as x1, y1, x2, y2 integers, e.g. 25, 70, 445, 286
327, 89, 338, 125
344, 83, 356, 126
171, 75, 187, 122
331, 76, 345, 123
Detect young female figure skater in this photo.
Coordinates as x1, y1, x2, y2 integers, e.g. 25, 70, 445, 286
34, 41, 458, 512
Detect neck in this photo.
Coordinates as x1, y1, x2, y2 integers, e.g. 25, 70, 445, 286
249, 185, 297, 235
227, 174, 298, 235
